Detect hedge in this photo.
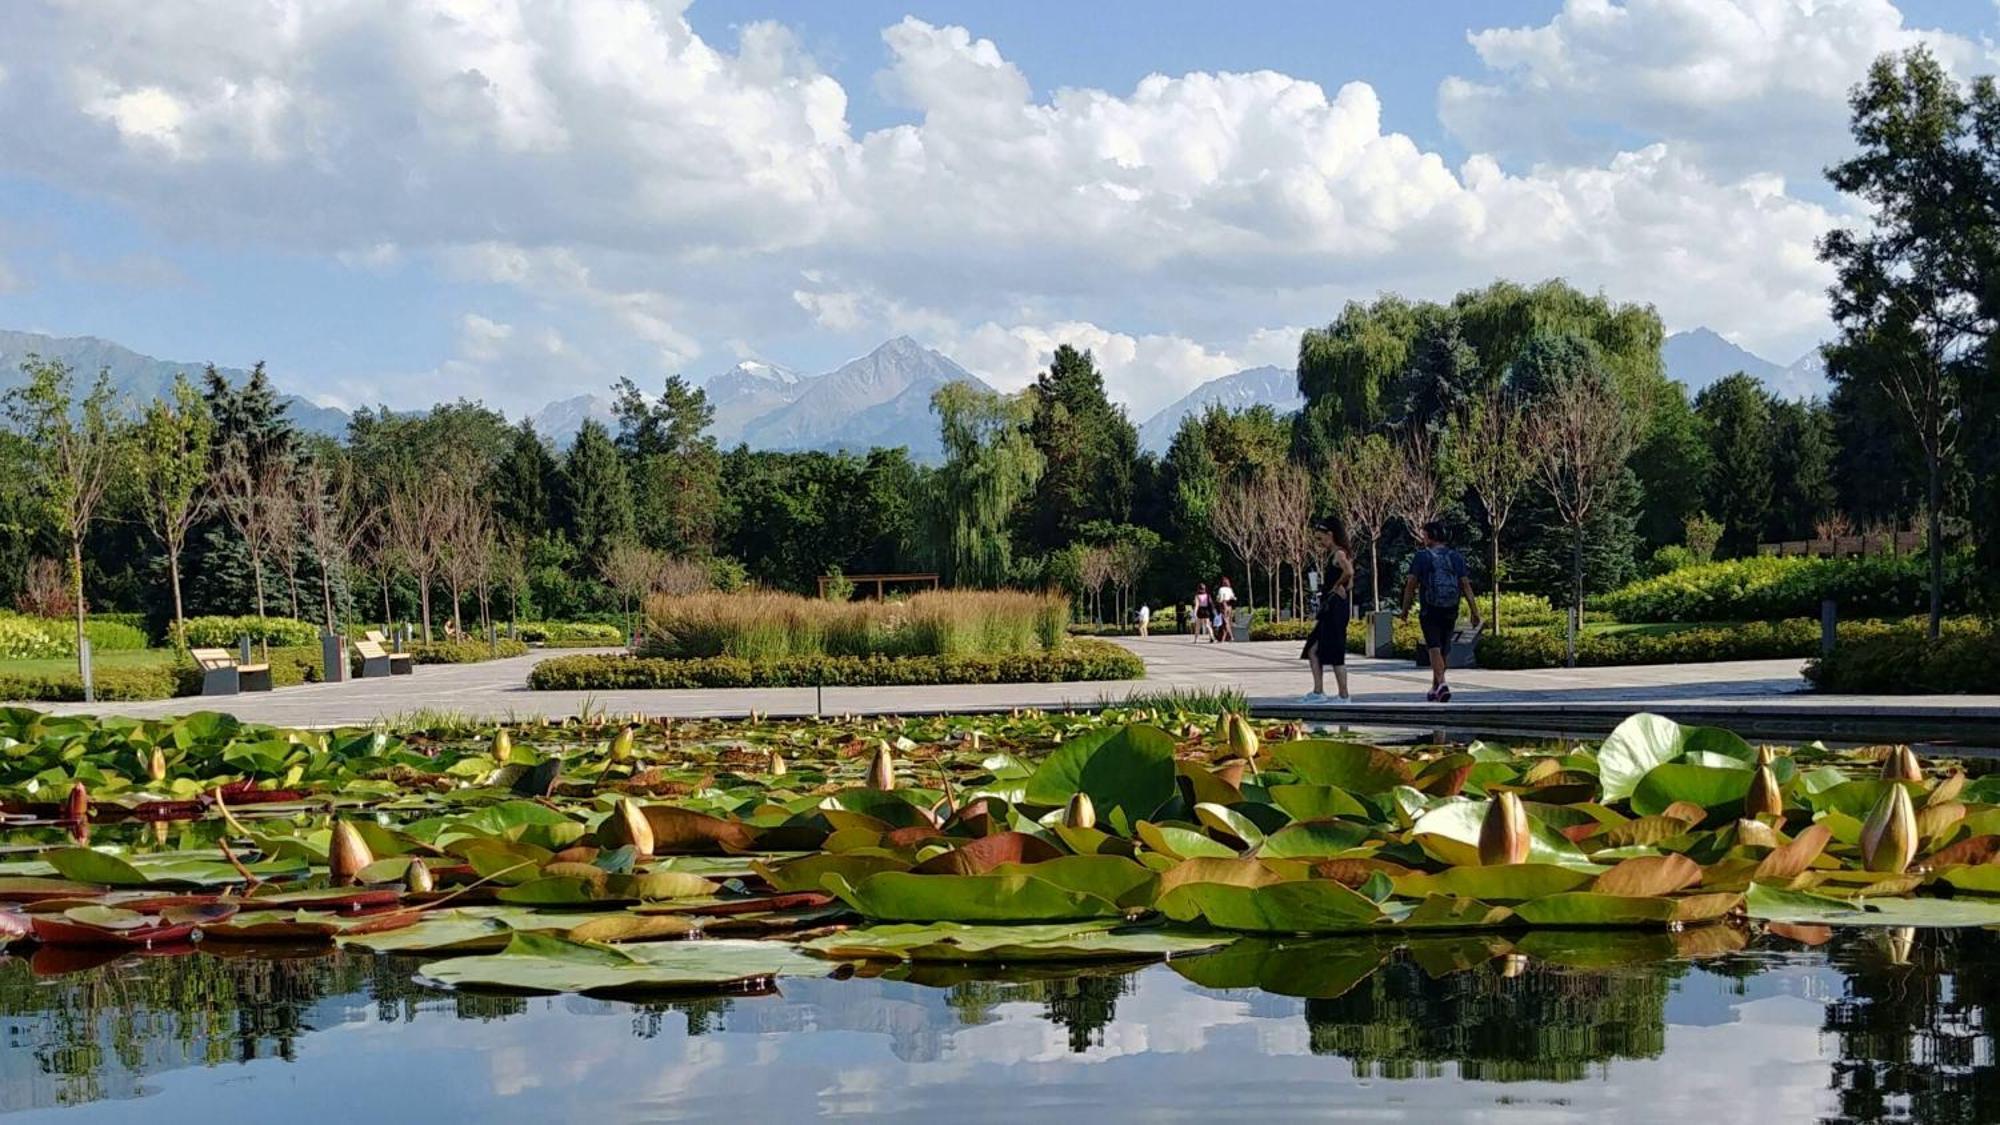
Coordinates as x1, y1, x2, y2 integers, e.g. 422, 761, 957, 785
177, 615, 321, 648
1476, 620, 1825, 669
1596, 553, 1972, 624
407, 639, 532, 665
0, 614, 150, 659
516, 621, 626, 646
0, 664, 181, 702
528, 639, 1145, 690
1805, 618, 2000, 693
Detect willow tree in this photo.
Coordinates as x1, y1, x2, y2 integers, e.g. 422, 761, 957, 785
931, 382, 1044, 587
2, 358, 123, 693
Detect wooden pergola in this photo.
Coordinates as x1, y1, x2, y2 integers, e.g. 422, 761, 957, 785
817, 572, 941, 600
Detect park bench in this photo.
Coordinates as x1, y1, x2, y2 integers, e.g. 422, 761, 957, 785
191, 647, 272, 695
364, 631, 414, 675
352, 639, 394, 679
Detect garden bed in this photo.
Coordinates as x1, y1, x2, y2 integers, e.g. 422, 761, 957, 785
1806, 618, 2000, 693
528, 638, 1144, 689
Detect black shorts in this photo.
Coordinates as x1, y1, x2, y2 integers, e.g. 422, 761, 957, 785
1301, 593, 1349, 666
1419, 605, 1459, 652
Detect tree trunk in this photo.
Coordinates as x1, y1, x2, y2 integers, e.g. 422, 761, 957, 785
1927, 452, 1944, 640
251, 554, 269, 661
1489, 531, 1501, 633
1567, 524, 1583, 669
380, 573, 391, 631
1368, 539, 1380, 611
69, 536, 87, 686
168, 548, 186, 645
418, 577, 433, 643
318, 552, 335, 633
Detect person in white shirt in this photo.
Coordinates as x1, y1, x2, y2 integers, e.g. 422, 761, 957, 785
1214, 578, 1237, 642
1136, 603, 1151, 638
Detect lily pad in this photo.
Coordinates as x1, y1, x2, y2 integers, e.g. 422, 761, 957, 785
423, 932, 826, 994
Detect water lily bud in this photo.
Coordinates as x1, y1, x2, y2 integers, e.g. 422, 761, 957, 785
329, 821, 375, 886
405, 858, 435, 894
610, 726, 635, 762
1064, 792, 1097, 830
970, 731, 982, 752
868, 743, 896, 791
1227, 714, 1260, 763
1744, 766, 1784, 819
1860, 784, 1918, 874
768, 751, 787, 777
1880, 745, 1922, 783
618, 799, 655, 859
1756, 746, 1777, 768
147, 747, 167, 783
1478, 792, 1530, 866
492, 729, 513, 758
65, 782, 89, 825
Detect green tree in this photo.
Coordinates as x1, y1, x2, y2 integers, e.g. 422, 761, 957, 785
614, 375, 722, 555
1023, 345, 1138, 552
1628, 381, 1713, 549
1161, 414, 1223, 599
130, 373, 214, 637
2, 358, 125, 692
931, 382, 1044, 587
1694, 373, 1775, 556
1767, 398, 1838, 539
561, 420, 634, 558
1820, 47, 2000, 636
1297, 294, 1426, 438
492, 419, 558, 541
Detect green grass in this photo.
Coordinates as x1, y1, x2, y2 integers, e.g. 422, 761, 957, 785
0, 650, 176, 676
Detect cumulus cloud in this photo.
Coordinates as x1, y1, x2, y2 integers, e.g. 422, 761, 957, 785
1439, 0, 2000, 182
0, 0, 1892, 410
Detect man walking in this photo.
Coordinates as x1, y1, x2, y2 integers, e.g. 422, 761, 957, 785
1400, 521, 1481, 702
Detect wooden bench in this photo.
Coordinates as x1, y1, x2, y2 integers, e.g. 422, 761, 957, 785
353, 639, 394, 679
191, 648, 272, 695
363, 631, 414, 675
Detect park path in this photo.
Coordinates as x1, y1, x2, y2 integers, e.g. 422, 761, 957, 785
21, 637, 1876, 727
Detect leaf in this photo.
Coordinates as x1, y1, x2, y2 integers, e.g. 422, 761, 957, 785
1269, 740, 1414, 793
1156, 877, 1386, 933
1513, 891, 1739, 927
1022, 724, 1178, 827
1254, 820, 1372, 860
43, 849, 149, 887
752, 853, 910, 894
1596, 713, 1752, 803
1592, 854, 1703, 897
1745, 883, 2000, 927
803, 921, 1228, 963
908, 832, 1063, 875
1752, 824, 1832, 883
1265, 784, 1371, 822
422, 932, 825, 994
1410, 800, 1595, 869
1170, 936, 1394, 998
823, 871, 1125, 923
1630, 763, 1753, 818
1390, 864, 1595, 903
1134, 821, 1239, 860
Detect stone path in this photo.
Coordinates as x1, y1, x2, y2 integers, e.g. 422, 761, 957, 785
32, 636, 1975, 730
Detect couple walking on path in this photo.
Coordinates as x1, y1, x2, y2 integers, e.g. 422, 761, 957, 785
1299, 519, 1481, 704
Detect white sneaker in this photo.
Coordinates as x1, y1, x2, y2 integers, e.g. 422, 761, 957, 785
1300, 691, 1330, 704
1329, 694, 1353, 705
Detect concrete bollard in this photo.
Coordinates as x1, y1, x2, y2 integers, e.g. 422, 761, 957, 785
80, 638, 94, 705
1365, 610, 1395, 657
321, 630, 348, 683
1821, 599, 1837, 657
239, 635, 253, 665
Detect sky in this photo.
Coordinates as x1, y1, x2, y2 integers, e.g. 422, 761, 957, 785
1, 0, 1997, 422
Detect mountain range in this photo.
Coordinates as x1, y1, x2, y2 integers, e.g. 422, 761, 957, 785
0, 325, 1829, 459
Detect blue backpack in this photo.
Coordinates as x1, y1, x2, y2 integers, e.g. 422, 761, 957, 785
1420, 547, 1462, 609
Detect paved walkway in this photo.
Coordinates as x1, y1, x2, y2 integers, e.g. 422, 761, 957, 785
30, 636, 1974, 729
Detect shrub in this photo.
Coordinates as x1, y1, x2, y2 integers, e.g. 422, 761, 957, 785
0, 663, 180, 702
1477, 619, 1835, 669
1595, 553, 1973, 624
528, 639, 1144, 690
1806, 618, 2000, 693
178, 615, 321, 648
516, 621, 626, 646
1647, 545, 1697, 577
0, 614, 148, 658
0, 617, 67, 660
406, 639, 532, 665
641, 589, 1067, 660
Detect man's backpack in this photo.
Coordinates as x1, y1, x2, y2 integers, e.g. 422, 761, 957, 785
1421, 547, 1462, 609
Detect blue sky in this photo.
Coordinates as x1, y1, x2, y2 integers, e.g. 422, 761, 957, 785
2, 1, 1996, 418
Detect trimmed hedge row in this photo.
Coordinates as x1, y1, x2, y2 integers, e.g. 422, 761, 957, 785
178, 615, 322, 648
1805, 619, 1999, 694
0, 664, 181, 702
1596, 553, 1971, 624
1476, 620, 1823, 669
528, 639, 1145, 690
516, 621, 626, 646
408, 639, 532, 664
0, 615, 150, 659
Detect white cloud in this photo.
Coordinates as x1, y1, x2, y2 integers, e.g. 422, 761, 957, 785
0, 0, 1895, 410
1440, 0, 2000, 182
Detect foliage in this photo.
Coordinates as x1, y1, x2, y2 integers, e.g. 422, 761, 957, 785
177, 614, 322, 648
0, 614, 149, 659
406, 639, 532, 665
1683, 512, 1722, 564
1693, 373, 1775, 555
640, 589, 1067, 661
1023, 345, 1138, 553
1476, 619, 1826, 669
527, 640, 1143, 689
1595, 553, 1973, 623
932, 382, 1045, 587
515, 621, 626, 646
1806, 618, 2000, 692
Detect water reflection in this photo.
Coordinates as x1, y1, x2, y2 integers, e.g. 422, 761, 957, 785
1, 927, 1998, 1121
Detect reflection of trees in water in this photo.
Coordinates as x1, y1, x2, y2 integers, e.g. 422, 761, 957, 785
946, 970, 1137, 1053
626, 997, 736, 1039
1821, 928, 2000, 1125
1303, 955, 1676, 1082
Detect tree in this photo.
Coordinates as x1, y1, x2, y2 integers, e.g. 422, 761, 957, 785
561, 420, 634, 557
1530, 372, 1637, 667
1694, 372, 1775, 556
931, 382, 1044, 587
295, 445, 372, 633
3, 358, 124, 691
1211, 474, 1261, 612
602, 542, 673, 644
614, 376, 722, 555
130, 372, 213, 638
1458, 388, 1534, 630
493, 419, 558, 541
1023, 345, 1138, 552
1767, 398, 1838, 540
1391, 425, 1446, 542
213, 437, 297, 654
1324, 433, 1401, 610
382, 479, 444, 642
1820, 47, 2000, 637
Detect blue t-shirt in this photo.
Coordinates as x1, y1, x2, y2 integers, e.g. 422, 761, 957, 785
1411, 547, 1467, 609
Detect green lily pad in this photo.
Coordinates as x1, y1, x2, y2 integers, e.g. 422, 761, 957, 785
823, 870, 1125, 922
1596, 713, 1753, 803
423, 932, 826, 994
803, 921, 1227, 962
1022, 723, 1177, 829
1270, 740, 1414, 794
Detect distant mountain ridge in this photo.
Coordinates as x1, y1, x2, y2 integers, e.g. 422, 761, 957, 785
1137, 365, 1301, 452
0, 329, 350, 437
1662, 328, 1827, 399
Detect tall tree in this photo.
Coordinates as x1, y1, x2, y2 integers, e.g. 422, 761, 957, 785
1458, 388, 1535, 630
1820, 47, 2000, 636
1023, 345, 1138, 551
561, 420, 634, 558
931, 382, 1044, 587
1766, 398, 1838, 540
492, 419, 558, 541
1694, 373, 1775, 556
1530, 372, 1637, 666
614, 375, 722, 555
2, 358, 124, 691
1323, 433, 1402, 610
130, 373, 213, 638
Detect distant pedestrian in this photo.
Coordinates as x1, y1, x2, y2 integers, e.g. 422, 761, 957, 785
1136, 603, 1151, 638
1193, 584, 1214, 642
1215, 577, 1237, 642
1179, 601, 1194, 637
1301, 516, 1355, 704
1400, 521, 1481, 702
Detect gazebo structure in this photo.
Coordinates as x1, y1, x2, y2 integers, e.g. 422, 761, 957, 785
815, 572, 941, 600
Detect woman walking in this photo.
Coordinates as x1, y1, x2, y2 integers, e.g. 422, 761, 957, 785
1302, 516, 1356, 703
1193, 583, 1213, 642
1214, 576, 1237, 642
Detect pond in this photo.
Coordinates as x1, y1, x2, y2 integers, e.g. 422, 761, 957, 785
2, 926, 1991, 1122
